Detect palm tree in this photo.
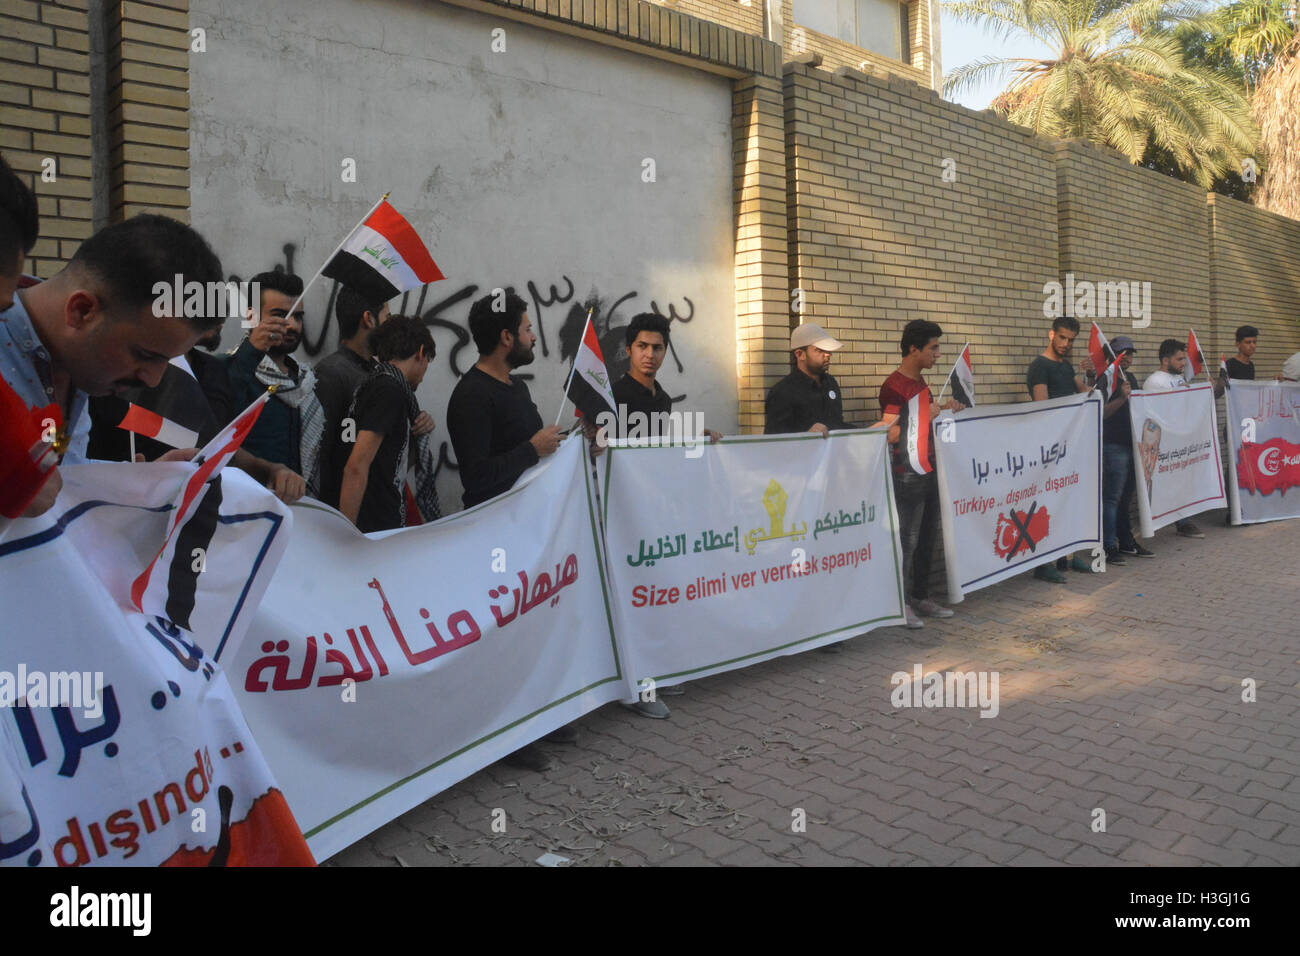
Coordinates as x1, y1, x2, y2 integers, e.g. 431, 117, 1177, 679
1252, 32, 1300, 217
945, 0, 1259, 188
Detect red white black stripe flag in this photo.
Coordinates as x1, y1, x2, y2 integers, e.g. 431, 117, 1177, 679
1184, 328, 1205, 382
564, 312, 617, 421
946, 342, 975, 407
321, 199, 444, 304
130, 391, 269, 626
118, 403, 199, 450
886, 390, 933, 475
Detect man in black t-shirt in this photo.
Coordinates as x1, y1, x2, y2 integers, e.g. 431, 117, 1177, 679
446, 291, 561, 510
764, 323, 847, 434
338, 316, 435, 533
1225, 325, 1258, 381
445, 289, 567, 773
1026, 316, 1092, 583
1096, 336, 1150, 564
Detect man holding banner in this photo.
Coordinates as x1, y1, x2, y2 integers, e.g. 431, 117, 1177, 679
1142, 339, 1210, 538
880, 320, 963, 628
1095, 336, 1149, 564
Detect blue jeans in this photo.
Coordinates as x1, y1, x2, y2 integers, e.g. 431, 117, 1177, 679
1102, 442, 1136, 551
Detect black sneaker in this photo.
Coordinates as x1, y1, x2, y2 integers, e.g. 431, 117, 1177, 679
1105, 548, 1127, 566
1120, 542, 1155, 557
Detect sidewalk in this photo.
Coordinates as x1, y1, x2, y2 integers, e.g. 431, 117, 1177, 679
330, 512, 1300, 866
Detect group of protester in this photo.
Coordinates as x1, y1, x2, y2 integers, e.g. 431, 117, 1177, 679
3, 148, 1297, 779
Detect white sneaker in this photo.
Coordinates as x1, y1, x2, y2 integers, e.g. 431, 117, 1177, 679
913, 598, 954, 619
903, 606, 925, 629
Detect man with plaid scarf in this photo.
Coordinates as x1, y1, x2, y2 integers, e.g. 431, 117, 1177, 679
338, 315, 440, 533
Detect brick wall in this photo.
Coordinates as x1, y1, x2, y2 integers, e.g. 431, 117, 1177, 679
650, 0, 762, 37
108, 0, 191, 222
782, 60, 1059, 423
1, 0, 94, 276
0, 0, 192, 277
1054, 139, 1214, 375
1209, 195, 1300, 377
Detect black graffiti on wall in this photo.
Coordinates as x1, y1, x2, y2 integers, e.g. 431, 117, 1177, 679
243, 244, 700, 481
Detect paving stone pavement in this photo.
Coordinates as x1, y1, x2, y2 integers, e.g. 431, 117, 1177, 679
328, 512, 1300, 866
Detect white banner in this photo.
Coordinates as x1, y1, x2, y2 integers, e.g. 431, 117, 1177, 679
599, 430, 905, 689
934, 392, 1103, 600
233, 437, 624, 862
1127, 385, 1226, 537
0, 465, 312, 867
1224, 381, 1300, 525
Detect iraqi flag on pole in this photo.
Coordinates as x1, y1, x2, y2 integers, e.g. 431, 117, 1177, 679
321, 199, 445, 304
885, 390, 933, 475
564, 312, 617, 421
946, 343, 975, 407
1220, 354, 1231, 389
129, 391, 269, 628
118, 403, 199, 450
1184, 328, 1205, 383
1099, 351, 1124, 396
1088, 322, 1114, 379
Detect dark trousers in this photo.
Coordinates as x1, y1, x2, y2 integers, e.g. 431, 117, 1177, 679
895, 471, 939, 603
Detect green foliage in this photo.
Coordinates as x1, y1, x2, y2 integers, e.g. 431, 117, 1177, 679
945, 0, 1261, 188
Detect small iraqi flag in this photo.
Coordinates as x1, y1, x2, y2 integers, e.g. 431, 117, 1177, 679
1184, 328, 1205, 382
321, 199, 445, 304
565, 312, 616, 421
1088, 322, 1114, 378
887, 389, 933, 475
130, 391, 269, 626
1099, 351, 1124, 396
118, 403, 199, 450
1220, 354, 1231, 389
946, 342, 975, 407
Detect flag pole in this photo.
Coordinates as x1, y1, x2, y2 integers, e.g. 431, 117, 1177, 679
267, 192, 391, 329
554, 308, 592, 428
129, 430, 136, 463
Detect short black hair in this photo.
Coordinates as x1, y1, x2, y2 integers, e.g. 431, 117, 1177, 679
625, 312, 670, 349
1236, 324, 1259, 342
70, 214, 224, 329
1158, 338, 1184, 361
251, 270, 304, 304
336, 286, 385, 341
0, 153, 39, 275
1052, 317, 1081, 335
900, 319, 943, 356
371, 314, 434, 363
467, 289, 528, 355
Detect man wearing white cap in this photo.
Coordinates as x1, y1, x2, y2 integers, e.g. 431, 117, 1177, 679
764, 323, 848, 435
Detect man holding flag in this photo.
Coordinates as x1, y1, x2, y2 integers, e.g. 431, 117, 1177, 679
880, 320, 964, 629
1095, 336, 1150, 564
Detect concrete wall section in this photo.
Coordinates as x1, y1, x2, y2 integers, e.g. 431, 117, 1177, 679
783, 62, 1058, 421
189, 0, 738, 511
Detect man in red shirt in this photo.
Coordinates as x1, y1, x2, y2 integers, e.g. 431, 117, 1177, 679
879, 320, 964, 629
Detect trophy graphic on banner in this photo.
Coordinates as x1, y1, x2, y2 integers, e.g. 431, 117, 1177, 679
1139, 419, 1162, 503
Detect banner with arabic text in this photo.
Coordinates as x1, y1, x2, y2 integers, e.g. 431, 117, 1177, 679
934, 391, 1102, 600
233, 437, 623, 861
599, 430, 905, 689
1225, 380, 1300, 524
0, 464, 311, 867
1127, 385, 1225, 537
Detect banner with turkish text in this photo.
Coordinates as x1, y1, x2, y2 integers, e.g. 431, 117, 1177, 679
0, 464, 309, 867
1127, 385, 1225, 536
598, 430, 905, 690
934, 391, 1103, 600
1225, 380, 1300, 524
